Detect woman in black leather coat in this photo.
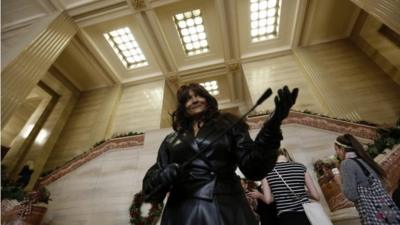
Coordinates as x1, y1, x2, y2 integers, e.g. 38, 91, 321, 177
143, 83, 298, 225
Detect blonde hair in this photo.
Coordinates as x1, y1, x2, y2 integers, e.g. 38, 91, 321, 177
278, 148, 294, 162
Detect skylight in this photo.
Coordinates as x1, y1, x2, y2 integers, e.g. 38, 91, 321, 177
250, 0, 281, 42
103, 27, 148, 69
173, 9, 209, 56
200, 80, 219, 96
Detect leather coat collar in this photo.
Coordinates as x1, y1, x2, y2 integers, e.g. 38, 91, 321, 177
179, 118, 219, 152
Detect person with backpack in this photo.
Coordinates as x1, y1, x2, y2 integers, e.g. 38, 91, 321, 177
335, 134, 400, 224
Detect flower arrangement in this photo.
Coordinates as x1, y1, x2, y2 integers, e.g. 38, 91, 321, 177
313, 155, 340, 182
28, 186, 51, 204
1, 165, 51, 224
248, 109, 379, 127
312, 155, 355, 211
313, 118, 400, 177
1, 165, 26, 202
129, 191, 164, 225
366, 119, 400, 158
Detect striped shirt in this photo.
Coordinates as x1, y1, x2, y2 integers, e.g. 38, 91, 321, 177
266, 162, 309, 214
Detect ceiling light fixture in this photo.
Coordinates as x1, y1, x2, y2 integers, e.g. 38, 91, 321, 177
174, 9, 209, 56
104, 27, 148, 69
250, 0, 281, 42
200, 80, 219, 96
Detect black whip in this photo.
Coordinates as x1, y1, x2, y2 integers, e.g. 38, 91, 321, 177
180, 88, 273, 168
145, 88, 273, 200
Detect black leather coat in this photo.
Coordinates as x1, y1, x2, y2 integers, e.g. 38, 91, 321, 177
143, 114, 281, 225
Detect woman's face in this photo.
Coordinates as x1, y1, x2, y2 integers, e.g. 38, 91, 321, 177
335, 144, 345, 160
185, 90, 208, 117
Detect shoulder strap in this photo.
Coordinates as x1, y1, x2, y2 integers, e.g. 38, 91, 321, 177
273, 168, 301, 200
350, 158, 371, 177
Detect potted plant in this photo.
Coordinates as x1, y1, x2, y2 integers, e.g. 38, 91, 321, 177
366, 119, 400, 158
19, 186, 51, 225
313, 157, 354, 212
1, 165, 51, 225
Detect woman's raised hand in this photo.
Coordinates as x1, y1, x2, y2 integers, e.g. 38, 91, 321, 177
267, 86, 299, 129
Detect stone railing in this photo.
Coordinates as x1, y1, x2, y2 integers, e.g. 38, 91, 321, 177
247, 111, 377, 139
39, 111, 379, 186
39, 135, 144, 186
378, 144, 400, 192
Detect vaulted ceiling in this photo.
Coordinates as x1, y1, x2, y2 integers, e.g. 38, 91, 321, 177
1, 0, 360, 109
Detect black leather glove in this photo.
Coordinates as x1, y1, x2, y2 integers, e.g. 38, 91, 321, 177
266, 86, 299, 130
150, 163, 180, 190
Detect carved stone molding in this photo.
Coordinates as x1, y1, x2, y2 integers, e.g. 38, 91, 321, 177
166, 74, 178, 82
131, 0, 146, 10
166, 74, 180, 90
226, 62, 241, 72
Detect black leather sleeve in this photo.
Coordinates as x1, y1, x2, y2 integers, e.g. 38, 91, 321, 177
231, 119, 281, 181
142, 135, 171, 202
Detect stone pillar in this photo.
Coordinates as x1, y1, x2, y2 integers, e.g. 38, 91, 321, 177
350, 0, 400, 34
93, 85, 123, 140
1, 12, 78, 128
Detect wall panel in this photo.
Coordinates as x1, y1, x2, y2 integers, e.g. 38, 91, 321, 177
112, 80, 165, 134
295, 40, 400, 124
352, 14, 400, 85
243, 54, 325, 115
45, 87, 110, 172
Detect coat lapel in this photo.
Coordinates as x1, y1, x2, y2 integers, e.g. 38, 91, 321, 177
174, 118, 225, 163
180, 131, 200, 153
195, 119, 218, 147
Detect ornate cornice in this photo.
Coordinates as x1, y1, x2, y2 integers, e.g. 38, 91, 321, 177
226, 62, 240, 72
131, 0, 146, 10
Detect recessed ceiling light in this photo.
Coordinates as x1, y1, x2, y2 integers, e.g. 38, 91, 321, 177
250, 0, 281, 43
104, 27, 148, 69
174, 9, 209, 56
200, 80, 219, 96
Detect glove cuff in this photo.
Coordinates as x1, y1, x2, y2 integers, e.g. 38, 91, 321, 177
264, 117, 282, 133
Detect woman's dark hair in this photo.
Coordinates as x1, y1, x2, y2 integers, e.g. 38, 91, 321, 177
172, 83, 219, 131
336, 133, 386, 179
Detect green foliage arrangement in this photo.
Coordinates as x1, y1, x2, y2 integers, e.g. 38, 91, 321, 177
1, 165, 27, 202
92, 140, 106, 148
366, 118, 400, 158
129, 191, 163, 225
249, 109, 379, 127
1, 165, 51, 204
253, 110, 400, 159
112, 131, 144, 139
313, 118, 400, 178
28, 187, 52, 204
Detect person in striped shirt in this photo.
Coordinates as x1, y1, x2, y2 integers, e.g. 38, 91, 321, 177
248, 148, 320, 225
